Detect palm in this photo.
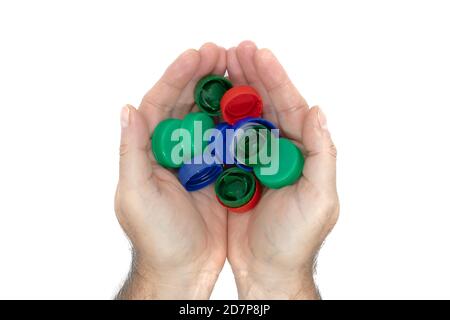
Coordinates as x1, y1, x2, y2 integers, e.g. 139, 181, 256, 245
148, 165, 227, 268
228, 171, 330, 272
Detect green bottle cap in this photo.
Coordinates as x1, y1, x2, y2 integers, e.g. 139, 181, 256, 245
254, 138, 304, 189
215, 167, 256, 208
194, 75, 232, 116
151, 112, 214, 168
151, 118, 183, 168
181, 112, 215, 158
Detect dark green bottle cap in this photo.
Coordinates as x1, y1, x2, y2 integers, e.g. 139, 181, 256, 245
254, 138, 304, 189
215, 167, 256, 208
194, 75, 232, 116
151, 118, 183, 168
235, 124, 273, 167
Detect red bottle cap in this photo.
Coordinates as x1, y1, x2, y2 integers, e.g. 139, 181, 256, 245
216, 177, 262, 213
220, 86, 263, 125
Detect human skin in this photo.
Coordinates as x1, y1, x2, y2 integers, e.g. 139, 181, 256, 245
114, 41, 339, 300
226, 41, 339, 299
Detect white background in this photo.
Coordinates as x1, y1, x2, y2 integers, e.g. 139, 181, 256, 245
0, 0, 449, 299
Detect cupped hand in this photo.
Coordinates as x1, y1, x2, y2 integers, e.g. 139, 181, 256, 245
226, 41, 339, 299
115, 43, 228, 299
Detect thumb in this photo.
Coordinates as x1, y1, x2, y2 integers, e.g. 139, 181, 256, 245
119, 105, 154, 189
300, 106, 337, 192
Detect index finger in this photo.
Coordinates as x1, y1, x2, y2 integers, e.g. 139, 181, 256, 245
254, 48, 309, 142
139, 49, 200, 134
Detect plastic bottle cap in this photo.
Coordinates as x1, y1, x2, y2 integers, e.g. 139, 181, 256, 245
216, 169, 261, 213
215, 167, 260, 212
233, 117, 277, 131
236, 162, 254, 172
194, 75, 233, 116
221, 179, 261, 213
254, 138, 304, 189
151, 118, 183, 168
221, 86, 263, 124
178, 155, 223, 191
211, 122, 233, 165
181, 112, 215, 158
232, 117, 278, 170
236, 124, 270, 167
151, 112, 214, 168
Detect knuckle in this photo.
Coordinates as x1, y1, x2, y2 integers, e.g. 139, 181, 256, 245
120, 142, 151, 156
329, 202, 340, 225
318, 193, 340, 224
114, 188, 137, 224
114, 189, 126, 225
119, 143, 129, 157
141, 94, 171, 112
328, 142, 337, 159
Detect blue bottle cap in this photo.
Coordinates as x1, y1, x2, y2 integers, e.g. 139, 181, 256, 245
178, 155, 223, 191
236, 162, 254, 172
211, 122, 234, 165
215, 122, 230, 132
233, 117, 278, 132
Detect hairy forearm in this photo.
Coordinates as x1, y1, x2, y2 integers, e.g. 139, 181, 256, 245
233, 267, 320, 300
116, 261, 219, 300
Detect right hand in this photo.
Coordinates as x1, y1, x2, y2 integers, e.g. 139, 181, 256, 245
114, 43, 228, 299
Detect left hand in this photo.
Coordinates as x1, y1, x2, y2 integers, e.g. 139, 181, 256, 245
226, 41, 339, 300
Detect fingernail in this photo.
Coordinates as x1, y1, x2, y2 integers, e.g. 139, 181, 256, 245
241, 41, 257, 53
121, 105, 130, 129
259, 48, 274, 60
317, 107, 328, 130
243, 46, 255, 55
240, 40, 256, 47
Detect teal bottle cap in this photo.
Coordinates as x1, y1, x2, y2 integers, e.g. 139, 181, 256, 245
181, 112, 215, 157
151, 112, 214, 168
254, 138, 304, 189
151, 118, 183, 168
194, 75, 233, 116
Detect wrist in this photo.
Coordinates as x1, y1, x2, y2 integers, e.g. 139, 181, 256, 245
117, 257, 220, 300
232, 264, 320, 300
